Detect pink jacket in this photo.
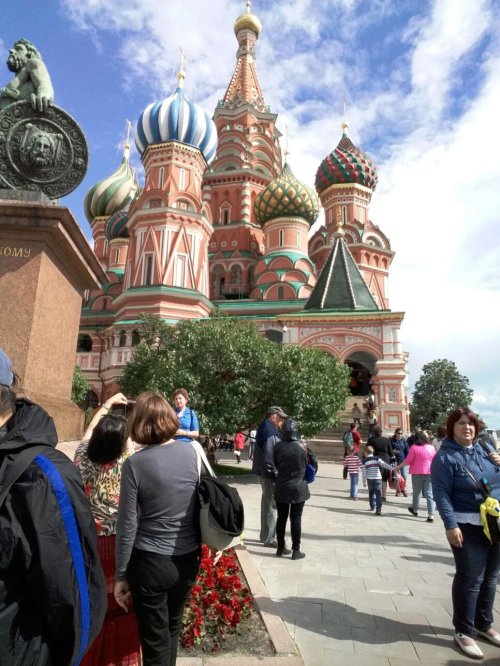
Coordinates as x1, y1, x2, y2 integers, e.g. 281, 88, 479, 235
403, 444, 436, 474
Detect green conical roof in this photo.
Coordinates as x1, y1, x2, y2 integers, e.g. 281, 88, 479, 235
304, 235, 379, 311
254, 163, 320, 226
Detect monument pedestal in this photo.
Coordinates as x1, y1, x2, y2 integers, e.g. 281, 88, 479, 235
0, 194, 106, 440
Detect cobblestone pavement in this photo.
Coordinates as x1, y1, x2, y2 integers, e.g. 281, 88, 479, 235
228, 456, 500, 666
58, 443, 500, 664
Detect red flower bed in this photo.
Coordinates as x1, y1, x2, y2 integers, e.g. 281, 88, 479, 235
181, 545, 253, 651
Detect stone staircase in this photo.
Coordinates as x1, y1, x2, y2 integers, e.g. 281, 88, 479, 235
308, 395, 369, 462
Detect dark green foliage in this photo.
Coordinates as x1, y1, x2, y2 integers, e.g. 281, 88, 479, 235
120, 315, 349, 437
71, 365, 90, 405
410, 359, 473, 430
276, 344, 350, 437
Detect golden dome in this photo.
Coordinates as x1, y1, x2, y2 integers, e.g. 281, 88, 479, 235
234, 1, 262, 37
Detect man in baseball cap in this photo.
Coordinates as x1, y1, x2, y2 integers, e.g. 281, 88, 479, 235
252, 405, 289, 550
267, 406, 288, 419
0, 347, 13, 387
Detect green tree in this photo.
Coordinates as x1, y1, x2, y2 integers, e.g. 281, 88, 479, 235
71, 365, 90, 405
120, 316, 349, 436
274, 344, 350, 437
410, 359, 473, 430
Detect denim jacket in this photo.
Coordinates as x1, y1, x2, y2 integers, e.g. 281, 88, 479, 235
430, 437, 500, 529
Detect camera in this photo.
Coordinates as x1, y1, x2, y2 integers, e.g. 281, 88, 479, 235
110, 400, 135, 418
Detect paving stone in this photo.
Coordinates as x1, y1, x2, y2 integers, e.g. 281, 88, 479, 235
352, 627, 419, 660
226, 464, 500, 666
294, 623, 354, 652
323, 648, 390, 665
345, 589, 398, 611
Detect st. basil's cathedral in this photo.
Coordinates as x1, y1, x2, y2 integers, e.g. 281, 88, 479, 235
77, 2, 410, 434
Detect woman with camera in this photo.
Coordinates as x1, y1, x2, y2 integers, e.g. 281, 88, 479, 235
431, 407, 500, 659
74, 392, 141, 665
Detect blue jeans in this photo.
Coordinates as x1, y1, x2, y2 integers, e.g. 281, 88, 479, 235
350, 473, 359, 497
451, 523, 500, 636
367, 479, 382, 510
400, 465, 409, 481
411, 474, 435, 514
259, 476, 277, 544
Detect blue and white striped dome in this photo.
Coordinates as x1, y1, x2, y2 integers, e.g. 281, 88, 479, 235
135, 72, 218, 164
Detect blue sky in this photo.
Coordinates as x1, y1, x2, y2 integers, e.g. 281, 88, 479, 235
4, 0, 500, 428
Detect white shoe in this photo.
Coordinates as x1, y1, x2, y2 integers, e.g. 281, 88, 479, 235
476, 628, 500, 647
454, 633, 484, 659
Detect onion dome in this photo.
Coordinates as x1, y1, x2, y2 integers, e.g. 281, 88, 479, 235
315, 123, 378, 194
84, 144, 138, 223
135, 72, 218, 164
105, 209, 129, 241
254, 163, 320, 226
234, 1, 262, 36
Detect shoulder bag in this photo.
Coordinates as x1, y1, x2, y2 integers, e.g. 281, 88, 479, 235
191, 441, 244, 551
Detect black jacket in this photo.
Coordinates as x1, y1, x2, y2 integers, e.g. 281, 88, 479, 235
252, 418, 281, 479
273, 439, 316, 504
0, 399, 106, 666
370, 436, 394, 463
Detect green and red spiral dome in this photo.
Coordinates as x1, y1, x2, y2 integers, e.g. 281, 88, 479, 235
315, 130, 378, 194
254, 163, 319, 227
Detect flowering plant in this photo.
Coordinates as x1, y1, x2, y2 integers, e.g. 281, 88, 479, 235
181, 545, 253, 651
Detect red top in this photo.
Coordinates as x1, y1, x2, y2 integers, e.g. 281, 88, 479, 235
352, 430, 362, 453
234, 432, 245, 450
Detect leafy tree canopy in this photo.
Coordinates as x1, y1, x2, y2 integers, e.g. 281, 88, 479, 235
120, 315, 349, 437
410, 358, 473, 430
71, 365, 91, 406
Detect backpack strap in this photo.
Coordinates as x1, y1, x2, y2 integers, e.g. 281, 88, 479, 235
0, 445, 51, 509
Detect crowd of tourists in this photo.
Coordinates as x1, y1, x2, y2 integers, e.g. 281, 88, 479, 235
1, 341, 500, 663
341, 410, 500, 659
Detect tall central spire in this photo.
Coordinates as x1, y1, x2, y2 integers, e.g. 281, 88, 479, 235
221, 1, 267, 112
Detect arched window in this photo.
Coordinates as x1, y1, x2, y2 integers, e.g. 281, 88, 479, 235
220, 203, 231, 225
119, 330, 127, 347
132, 330, 141, 346
247, 265, 255, 287
231, 265, 242, 284
179, 168, 186, 190
145, 255, 154, 285
277, 286, 284, 299
76, 334, 93, 352
342, 206, 347, 225
279, 229, 284, 247
264, 329, 283, 344
211, 265, 225, 298
158, 167, 164, 188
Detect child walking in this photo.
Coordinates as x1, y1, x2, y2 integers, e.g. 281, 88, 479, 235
361, 445, 393, 515
343, 446, 362, 499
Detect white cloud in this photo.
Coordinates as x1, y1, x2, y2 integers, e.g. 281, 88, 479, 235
59, 0, 500, 426
410, 0, 491, 118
